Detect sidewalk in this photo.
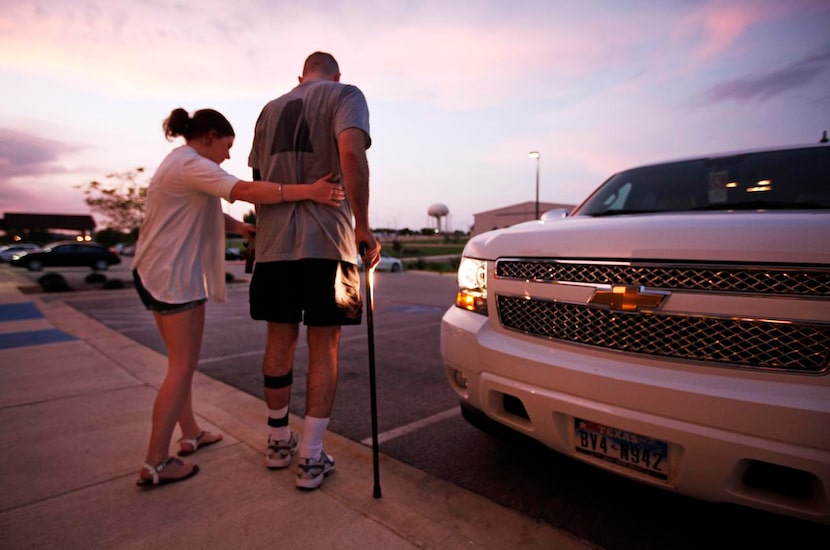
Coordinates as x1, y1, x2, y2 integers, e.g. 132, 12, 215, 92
0, 266, 594, 549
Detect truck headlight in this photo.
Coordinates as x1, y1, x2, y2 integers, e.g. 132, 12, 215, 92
455, 257, 487, 315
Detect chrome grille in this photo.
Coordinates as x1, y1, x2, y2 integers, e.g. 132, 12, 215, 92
496, 295, 830, 374
495, 260, 830, 297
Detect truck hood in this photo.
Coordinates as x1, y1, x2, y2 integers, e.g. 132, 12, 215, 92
465, 211, 830, 264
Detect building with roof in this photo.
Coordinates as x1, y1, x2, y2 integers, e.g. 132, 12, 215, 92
0, 213, 96, 242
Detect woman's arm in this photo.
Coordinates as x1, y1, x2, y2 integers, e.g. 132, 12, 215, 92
230, 173, 344, 206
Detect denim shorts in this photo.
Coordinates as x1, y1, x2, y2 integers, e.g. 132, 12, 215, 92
132, 270, 206, 316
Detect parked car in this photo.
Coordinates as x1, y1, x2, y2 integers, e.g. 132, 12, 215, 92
357, 251, 403, 272
0, 243, 40, 262
116, 243, 136, 256
9, 241, 121, 271
225, 247, 242, 261
441, 143, 830, 525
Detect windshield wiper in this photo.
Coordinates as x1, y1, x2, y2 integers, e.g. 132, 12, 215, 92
587, 200, 829, 217
588, 209, 664, 217
693, 201, 829, 211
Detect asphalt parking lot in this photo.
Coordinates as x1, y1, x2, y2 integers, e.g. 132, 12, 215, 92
8, 261, 828, 547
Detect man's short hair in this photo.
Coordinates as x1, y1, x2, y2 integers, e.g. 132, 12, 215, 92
303, 51, 340, 77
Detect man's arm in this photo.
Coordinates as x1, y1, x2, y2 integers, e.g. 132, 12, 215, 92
338, 127, 380, 267
224, 213, 255, 241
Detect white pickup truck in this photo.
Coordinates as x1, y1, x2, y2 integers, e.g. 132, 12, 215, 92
441, 143, 830, 524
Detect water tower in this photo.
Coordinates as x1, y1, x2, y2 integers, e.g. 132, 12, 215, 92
428, 203, 449, 233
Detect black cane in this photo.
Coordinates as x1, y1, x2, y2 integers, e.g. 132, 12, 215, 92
360, 242, 382, 498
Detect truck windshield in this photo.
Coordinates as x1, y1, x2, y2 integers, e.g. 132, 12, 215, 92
574, 146, 830, 216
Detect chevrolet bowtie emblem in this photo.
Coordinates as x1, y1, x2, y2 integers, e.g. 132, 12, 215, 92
588, 285, 669, 312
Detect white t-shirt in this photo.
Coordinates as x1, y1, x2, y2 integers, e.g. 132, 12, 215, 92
132, 145, 239, 304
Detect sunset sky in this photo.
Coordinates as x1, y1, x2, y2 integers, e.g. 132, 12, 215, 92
1, 0, 828, 233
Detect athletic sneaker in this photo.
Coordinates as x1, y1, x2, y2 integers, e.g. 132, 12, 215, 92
266, 431, 298, 469
296, 450, 335, 490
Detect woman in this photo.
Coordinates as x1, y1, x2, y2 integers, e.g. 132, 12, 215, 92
133, 107, 345, 487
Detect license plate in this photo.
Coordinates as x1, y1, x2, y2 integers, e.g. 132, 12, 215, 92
573, 418, 669, 481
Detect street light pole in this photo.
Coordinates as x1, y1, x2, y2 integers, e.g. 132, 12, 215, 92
529, 151, 540, 219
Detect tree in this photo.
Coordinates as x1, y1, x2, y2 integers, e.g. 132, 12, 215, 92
94, 227, 128, 247
77, 168, 148, 235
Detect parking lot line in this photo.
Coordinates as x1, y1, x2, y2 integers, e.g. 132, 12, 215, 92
361, 407, 458, 445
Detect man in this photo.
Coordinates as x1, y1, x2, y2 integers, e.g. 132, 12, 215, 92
248, 51, 380, 490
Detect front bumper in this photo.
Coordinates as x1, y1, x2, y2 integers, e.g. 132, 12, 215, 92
440, 306, 830, 525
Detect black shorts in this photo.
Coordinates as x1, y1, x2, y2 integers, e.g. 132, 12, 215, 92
133, 270, 206, 315
249, 259, 362, 326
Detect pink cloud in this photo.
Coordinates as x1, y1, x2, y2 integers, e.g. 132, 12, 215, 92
0, 128, 79, 180
674, 1, 787, 63
702, 46, 830, 103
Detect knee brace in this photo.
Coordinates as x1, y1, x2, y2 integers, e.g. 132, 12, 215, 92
267, 414, 289, 428
264, 370, 293, 389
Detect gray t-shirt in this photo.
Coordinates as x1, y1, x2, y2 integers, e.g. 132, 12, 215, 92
248, 80, 371, 263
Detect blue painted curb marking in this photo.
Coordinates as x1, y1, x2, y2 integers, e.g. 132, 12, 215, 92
0, 302, 43, 322
0, 329, 77, 350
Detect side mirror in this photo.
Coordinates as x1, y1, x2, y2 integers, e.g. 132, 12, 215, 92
540, 208, 570, 220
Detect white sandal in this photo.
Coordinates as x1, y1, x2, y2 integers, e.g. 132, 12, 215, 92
177, 430, 223, 456
136, 457, 199, 488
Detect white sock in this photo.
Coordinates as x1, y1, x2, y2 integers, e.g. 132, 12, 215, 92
268, 406, 290, 441
300, 416, 330, 459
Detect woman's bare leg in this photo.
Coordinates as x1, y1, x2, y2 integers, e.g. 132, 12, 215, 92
142, 304, 205, 477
